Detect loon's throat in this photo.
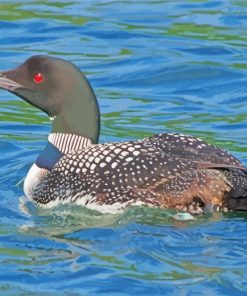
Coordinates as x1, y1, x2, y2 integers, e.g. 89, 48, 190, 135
48, 133, 92, 154
36, 133, 92, 171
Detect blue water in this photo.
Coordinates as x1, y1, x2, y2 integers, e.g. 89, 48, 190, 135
1, 0, 247, 295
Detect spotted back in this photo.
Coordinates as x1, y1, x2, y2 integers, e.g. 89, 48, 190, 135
31, 132, 247, 210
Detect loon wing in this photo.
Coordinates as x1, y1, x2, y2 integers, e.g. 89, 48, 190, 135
143, 133, 244, 168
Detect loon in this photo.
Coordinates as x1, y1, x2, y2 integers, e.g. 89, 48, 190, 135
0, 55, 247, 214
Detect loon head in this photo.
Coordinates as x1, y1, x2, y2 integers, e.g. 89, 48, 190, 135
0, 55, 100, 143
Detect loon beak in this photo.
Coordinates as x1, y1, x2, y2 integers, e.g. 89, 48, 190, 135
0, 72, 25, 92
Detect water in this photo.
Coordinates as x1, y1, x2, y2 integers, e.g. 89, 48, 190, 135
0, 0, 247, 294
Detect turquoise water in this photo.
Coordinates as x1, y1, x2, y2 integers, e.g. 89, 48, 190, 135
1, 0, 247, 295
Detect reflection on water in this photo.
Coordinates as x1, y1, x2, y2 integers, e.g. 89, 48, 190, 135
1, 0, 247, 295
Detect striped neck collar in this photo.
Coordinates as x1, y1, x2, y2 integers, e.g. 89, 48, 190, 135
48, 133, 92, 154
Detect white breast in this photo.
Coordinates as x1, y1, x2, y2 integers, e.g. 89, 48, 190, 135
23, 164, 49, 199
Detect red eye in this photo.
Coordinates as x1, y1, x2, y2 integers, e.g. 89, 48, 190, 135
33, 73, 44, 84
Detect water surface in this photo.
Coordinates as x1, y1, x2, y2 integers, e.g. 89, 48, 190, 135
0, 0, 247, 295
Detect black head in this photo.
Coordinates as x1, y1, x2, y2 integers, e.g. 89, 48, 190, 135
0, 55, 100, 142
0, 55, 88, 116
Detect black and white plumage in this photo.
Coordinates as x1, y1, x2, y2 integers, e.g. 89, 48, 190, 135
1, 55, 247, 214
25, 132, 247, 213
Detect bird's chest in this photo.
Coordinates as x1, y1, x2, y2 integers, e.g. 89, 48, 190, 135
23, 164, 49, 199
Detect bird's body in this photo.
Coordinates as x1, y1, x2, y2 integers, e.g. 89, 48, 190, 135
23, 131, 247, 214
1, 55, 247, 213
